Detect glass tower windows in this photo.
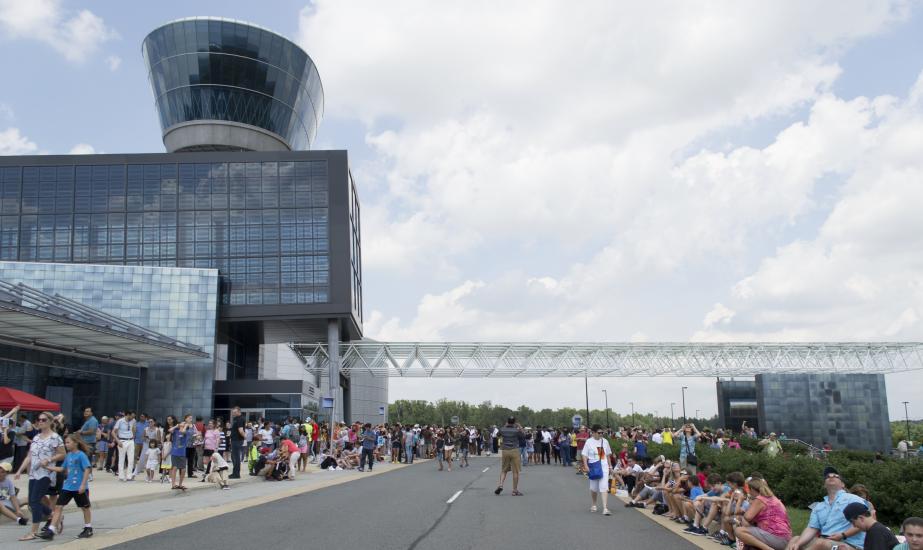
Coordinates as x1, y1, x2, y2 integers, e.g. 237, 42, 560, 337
0, 160, 331, 306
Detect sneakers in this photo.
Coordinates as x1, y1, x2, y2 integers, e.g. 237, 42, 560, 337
683, 525, 698, 533
37, 529, 54, 541
16, 517, 27, 526
590, 505, 597, 512
78, 527, 93, 539
692, 527, 709, 536
603, 509, 611, 516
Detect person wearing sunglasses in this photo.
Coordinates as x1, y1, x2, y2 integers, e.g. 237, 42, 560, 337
785, 466, 867, 550
13, 412, 65, 541
581, 424, 613, 516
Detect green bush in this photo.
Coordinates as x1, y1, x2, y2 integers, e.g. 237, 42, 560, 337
627, 439, 923, 526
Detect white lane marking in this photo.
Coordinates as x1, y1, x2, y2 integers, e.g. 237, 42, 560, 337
447, 490, 463, 504
482, 467, 489, 472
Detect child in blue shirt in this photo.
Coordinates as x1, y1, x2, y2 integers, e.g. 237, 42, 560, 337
39, 434, 93, 540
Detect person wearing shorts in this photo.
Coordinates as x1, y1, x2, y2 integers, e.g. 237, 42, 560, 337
495, 417, 524, 496
581, 424, 613, 516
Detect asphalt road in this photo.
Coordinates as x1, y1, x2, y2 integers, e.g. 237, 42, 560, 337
116, 457, 696, 550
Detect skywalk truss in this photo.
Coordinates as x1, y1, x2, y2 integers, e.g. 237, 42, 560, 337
290, 341, 923, 378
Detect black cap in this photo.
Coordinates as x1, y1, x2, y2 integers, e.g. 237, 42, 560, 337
822, 465, 839, 478
843, 502, 870, 522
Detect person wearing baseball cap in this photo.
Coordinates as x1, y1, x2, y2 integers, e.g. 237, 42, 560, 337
784, 466, 867, 550
842, 501, 898, 550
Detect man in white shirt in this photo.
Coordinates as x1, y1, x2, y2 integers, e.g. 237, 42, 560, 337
540, 427, 552, 464
114, 411, 136, 481
258, 423, 274, 449
652, 430, 663, 444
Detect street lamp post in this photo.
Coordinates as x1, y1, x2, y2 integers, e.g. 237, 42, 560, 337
629, 401, 635, 428
602, 389, 610, 430
695, 409, 700, 421
904, 401, 911, 444
681, 386, 688, 425
585, 376, 591, 428
670, 402, 676, 430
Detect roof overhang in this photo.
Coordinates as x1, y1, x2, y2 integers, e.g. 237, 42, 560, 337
291, 341, 923, 378
0, 280, 209, 367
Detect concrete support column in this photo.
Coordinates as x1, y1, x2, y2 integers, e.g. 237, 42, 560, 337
327, 319, 340, 447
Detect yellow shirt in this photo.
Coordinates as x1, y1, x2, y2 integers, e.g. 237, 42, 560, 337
304, 423, 314, 440
663, 432, 673, 445
569, 433, 577, 446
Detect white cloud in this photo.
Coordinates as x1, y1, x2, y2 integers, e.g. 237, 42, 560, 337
703, 304, 736, 329
68, 143, 95, 155
299, 1, 908, 275
105, 55, 121, 71
702, 77, 923, 342
0, 127, 37, 155
0, 103, 13, 120
0, 0, 117, 62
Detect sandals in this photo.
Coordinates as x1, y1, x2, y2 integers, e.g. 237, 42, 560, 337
18, 534, 38, 541
511, 490, 523, 496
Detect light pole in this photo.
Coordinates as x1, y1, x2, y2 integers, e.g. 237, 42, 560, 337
681, 386, 688, 425
904, 401, 911, 444
695, 409, 700, 421
584, 376, 590, 428
670, 402, 676, 430
629, 401, 635, 427
601, 389, 611, 430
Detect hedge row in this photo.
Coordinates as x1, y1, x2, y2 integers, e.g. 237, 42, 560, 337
627, 440, 923, 526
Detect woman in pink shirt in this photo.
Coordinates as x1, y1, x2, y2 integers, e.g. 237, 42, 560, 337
202, 420, 220, 476
734, 477, 791, 550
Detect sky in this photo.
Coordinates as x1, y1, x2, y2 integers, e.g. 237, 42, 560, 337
1, 1, 922, 421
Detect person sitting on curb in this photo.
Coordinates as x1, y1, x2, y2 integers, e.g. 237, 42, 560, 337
785, 466, 867, 550
0, 462, 27, 525
842, 502, 898, 550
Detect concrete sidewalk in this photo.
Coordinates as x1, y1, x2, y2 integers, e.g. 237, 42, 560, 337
0, 458, 419, 548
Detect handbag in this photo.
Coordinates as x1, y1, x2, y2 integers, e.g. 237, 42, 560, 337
587, 459, 604, 480
683, 435, 698, 466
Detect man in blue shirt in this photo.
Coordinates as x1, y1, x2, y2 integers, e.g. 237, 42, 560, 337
78, 408, 98, 467
785, 466, 866, 550
170, 416, 196, 491
357, 423, 377, 472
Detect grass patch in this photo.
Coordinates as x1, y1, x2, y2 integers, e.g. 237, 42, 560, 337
787, 507, 811, 534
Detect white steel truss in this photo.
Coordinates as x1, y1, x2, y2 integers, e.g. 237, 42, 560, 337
290, 341, 923, 378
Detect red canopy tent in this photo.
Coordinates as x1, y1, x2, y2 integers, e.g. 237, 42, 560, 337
0, 388, 60, 412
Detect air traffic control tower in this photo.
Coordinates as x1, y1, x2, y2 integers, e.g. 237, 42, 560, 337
143, 17, 324, 152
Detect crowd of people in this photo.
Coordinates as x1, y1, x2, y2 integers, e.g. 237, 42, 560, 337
600, 422, 921, 550
1, 403, 919, 549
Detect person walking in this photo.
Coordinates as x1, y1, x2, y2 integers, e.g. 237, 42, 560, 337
494, 417, 524, 496
581, 424, 613, 516
114, 411, 136, 481
229, 407, 245, 479
14, 411, 65, 541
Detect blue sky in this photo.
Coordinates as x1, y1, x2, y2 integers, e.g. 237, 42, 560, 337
2, 1, 923, 421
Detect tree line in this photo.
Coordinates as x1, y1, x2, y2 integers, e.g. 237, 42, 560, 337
387, 399, 715, 429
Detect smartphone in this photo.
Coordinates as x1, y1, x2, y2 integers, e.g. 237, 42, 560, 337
0, 418, 8, 429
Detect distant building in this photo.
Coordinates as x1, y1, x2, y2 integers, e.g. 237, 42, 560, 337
717, 374, 891, 452
716, 378, 759, 433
